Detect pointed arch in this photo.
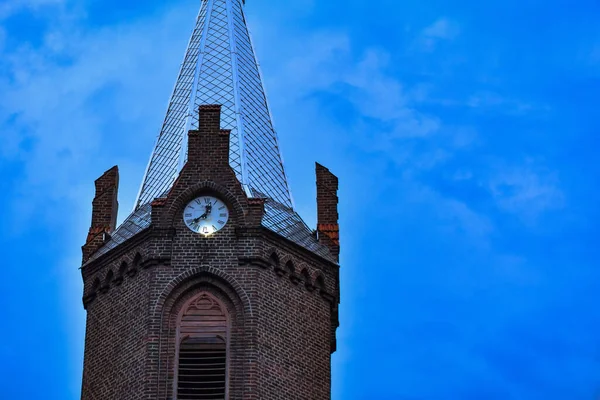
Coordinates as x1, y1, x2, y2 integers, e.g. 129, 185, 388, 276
285, 260, 295, 275
91, 277, 101, 293
150, 266, 251, 399
286, 260, 300, 285
152, 266, 252, 320
128, 253, 142, 277
83, 277, 102, 307
269, 251, 280, 267
300, 268, 314, 292
271, 251, 286, 276
300, 268, 310, 282
314, 274, 326, 293
175, 292, 230, 399
114, 261, 127, 286
178, 292, 229, 339
100, 270, 113, 294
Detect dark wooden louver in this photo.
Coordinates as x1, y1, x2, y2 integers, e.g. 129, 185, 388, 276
177, 293, 228, 400
178, 337, 226, 399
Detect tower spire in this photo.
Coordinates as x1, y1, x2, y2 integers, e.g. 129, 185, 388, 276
136, 0, 292, 209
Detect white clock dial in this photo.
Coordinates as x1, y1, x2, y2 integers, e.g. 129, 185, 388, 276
183, 196, 230, 235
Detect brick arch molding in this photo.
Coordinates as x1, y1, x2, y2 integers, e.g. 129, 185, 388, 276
151, 265, 253, 320
164, 180, 247, 229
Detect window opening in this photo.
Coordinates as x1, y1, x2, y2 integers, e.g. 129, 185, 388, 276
176, 293, 229, 399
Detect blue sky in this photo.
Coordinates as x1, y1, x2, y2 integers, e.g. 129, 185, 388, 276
1, 0, 599, 398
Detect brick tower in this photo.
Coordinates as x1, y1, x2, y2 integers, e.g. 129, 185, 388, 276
79, 1, 340, 399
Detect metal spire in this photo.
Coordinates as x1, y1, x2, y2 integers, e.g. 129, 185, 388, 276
135, 0, 292, 209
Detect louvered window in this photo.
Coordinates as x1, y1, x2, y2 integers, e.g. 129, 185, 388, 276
176, 293, 229, 400
178, 337, 226, 399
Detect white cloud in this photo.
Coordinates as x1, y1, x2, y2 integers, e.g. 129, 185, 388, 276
263, 27, 565, 233
423, 185, 494, 239
488, 160, 565, 220
259, 30, 495, 241
418, 17, 460, 52
345, 50, 442, 139
423, 18, 460, 40
0, 2, 193, 230
467, 90, 546, 115
272, 32, 442, 143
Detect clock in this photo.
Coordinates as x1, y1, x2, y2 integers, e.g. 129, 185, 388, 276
183, 195, 230, 235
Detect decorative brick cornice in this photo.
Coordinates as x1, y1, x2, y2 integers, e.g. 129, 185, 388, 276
82, 252, 171, 309
81, 228, 154, 277
238, 253, 337, 306
236, 226, 340, 269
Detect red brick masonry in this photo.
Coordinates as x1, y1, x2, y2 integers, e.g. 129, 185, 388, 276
79, 106, 341, 400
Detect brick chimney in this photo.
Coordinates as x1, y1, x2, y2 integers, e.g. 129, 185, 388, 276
82, 166, 119, 263
316, 163, 340, 261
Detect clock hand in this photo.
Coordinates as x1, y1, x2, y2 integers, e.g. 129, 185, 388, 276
192, 205, 212, 223
193, 213, 207, 223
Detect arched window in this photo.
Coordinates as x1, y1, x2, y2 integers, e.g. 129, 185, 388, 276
176, 293, 229, 399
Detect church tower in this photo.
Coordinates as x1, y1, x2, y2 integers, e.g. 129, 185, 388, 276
79, 1, 340, 399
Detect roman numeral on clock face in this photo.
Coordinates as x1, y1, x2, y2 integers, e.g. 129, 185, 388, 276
184, 196, 230, 235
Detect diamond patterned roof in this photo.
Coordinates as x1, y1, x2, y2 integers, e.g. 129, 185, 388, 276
136, 0, 292, 209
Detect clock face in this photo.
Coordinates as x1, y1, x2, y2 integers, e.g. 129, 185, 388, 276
183, 196, 230, 235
